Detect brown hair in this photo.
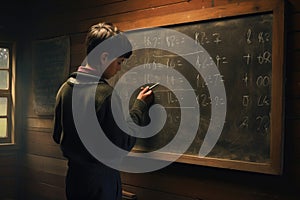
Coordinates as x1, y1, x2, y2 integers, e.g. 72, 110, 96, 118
85, 22, 132, 67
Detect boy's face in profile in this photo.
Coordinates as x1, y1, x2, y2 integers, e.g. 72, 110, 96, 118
102, 57, 125, 79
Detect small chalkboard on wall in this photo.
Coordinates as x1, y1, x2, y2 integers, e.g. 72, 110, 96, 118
113, 0, 285, 174
32, 36, 70, 116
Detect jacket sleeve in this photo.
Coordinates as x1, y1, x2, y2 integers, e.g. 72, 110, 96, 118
130, 99, 150, 126
97, 95, 149, 152
52, 89, 63, 144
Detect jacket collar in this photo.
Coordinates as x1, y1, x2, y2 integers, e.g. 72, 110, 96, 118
68, 72, 108, 85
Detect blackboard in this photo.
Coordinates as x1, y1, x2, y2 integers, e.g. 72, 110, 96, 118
111, 0, 285, 175
144, 14, 271, 160
32, 36, 70, 115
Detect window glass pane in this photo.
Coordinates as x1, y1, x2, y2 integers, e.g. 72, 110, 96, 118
0, 97, 7, 116
0, 48, 9, 69
0, 70, 8, 89
0, 118, 7, 138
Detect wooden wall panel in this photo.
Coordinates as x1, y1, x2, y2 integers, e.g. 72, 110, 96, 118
0, 178, 18, 199
27, 118, 53, 130
285, 119, 300, 158
24, 166, 66, 200
286, 71, 300, 98
40, 0, 125, 11
25, 154, 67, 176
49, 0, 189, 24
25, 179, 66, 200
0, 152, 19, 199
287, 51, 300, 71
122, 184, 196, 200
288, 32, 300, 49
290, 13, 300, 30
26, 130, 64, 159
32, 0, 233, 38
0, 3, 26, 200
285, 0, 300, 194
121, 166, 297, 200
23, 154, 67, 199
70, 34, 86, 69
21, 0, 300, 199
288, 0, 300, 11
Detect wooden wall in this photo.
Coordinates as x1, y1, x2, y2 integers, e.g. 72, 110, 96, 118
14, 0, 300, 199
0, 1, 29, 199
285, 0, 300, 192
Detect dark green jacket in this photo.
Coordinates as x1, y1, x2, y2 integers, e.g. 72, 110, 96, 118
52, 72, 149, 165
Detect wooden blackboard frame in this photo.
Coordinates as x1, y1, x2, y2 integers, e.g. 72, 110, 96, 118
117, 0, 286, 175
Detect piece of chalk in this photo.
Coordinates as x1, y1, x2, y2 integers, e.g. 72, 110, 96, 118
149, 82, 159, 90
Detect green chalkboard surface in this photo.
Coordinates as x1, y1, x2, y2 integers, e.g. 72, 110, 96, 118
32, 36, 70, 115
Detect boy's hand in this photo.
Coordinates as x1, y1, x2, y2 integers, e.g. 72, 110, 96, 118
137, 86, 154, 106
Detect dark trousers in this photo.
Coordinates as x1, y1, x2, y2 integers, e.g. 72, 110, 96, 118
65, 161, 121, 200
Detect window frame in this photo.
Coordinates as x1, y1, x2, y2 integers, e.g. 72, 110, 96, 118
0, 42, 15, 145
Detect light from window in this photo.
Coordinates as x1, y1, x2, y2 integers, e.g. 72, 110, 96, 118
0, 119, 7, 138
0, 97, 7, 138
0, 71, 8, 90
0, 48, 9, 69
0, 46, 12, 142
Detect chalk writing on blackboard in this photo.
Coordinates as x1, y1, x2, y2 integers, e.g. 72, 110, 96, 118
108, 13, 273, 163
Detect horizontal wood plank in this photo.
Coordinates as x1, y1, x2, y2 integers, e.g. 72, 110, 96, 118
288, 0, 300, 12
71, 52, 85, 68
57, 0, 126, 11
33, 0, 212, 38
286, 119, 300, 140
290, 163, 300, 190
70, 34, 86, 68
27, 117, 53, 130
70, 34, 85, 55
286, 51, 300, 72
116, 0, 278, 31
25, 166, 66, 188
287, 32, 300, 50
286, 71, 300, 98
0, 165, 18, 178
26, 180, 66, 200
27, 130, 56, 145
27, 130, 64, 159
35, 0, 189, 26
289, 13, 300, 31
0, 153, 19, 199
286, 99, 300, 118
0, 177, 18, 200
0, 152, 18, 166
25, 154, 67, 176
121, 170, 288, 200
122, 184, 196, 200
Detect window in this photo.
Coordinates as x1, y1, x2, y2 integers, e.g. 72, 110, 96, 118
0, 43, 14, 144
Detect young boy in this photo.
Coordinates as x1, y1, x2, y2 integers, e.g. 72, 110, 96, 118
53, 22, 153, 200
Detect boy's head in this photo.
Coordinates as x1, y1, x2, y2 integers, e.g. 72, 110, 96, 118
85, 22, 132, 69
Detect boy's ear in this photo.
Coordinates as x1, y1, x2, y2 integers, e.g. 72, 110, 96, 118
100, 52, 109, 66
